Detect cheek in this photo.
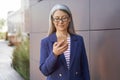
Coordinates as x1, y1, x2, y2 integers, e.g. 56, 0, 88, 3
65, 22, 70, 27
53, 23, 58, 29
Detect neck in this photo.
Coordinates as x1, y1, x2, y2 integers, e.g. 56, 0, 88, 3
56, 30, 68, 37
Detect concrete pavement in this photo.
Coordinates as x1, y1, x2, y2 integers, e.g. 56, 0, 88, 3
0, 40, 24, 80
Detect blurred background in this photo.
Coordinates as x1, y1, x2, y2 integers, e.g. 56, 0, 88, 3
0, 0, 29, 80
0, 0, 120, 80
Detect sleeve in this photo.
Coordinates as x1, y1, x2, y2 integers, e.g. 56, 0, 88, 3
81, 37, 90, 80
39, 39, 58, 76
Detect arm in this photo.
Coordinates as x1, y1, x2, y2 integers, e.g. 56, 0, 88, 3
81, 37, 90, 80
39, 39, 58, 76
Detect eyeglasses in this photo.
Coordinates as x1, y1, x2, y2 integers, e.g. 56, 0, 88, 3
52, 16, 69, 22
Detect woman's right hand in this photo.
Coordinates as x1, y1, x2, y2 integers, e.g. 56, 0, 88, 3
53, 40, 68, 57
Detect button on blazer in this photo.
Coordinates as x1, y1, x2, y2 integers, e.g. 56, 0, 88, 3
39, 33, 90, 80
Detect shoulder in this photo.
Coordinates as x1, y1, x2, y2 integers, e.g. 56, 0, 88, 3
41, 33, 56, 43
40, 36, 51, 49
41, 36, 49, 43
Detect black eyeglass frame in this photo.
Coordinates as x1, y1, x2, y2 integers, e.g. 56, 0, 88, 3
52, 16, 70, 22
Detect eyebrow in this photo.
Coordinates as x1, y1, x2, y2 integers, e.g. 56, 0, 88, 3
53, 15, 69, 18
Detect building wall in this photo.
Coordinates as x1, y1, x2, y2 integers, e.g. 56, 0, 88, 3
7, 10, 24, 33
29, 0, 120, 80
7, 10, 24, 45
21, 0, 30, 33
7, 0, 30, 45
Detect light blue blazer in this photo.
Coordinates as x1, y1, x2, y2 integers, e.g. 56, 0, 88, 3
39, 33, 90, 80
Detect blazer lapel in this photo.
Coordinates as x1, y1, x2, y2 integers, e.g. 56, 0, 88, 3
49, 33, 57, 53
49, 33, 67, 68
69, 34, 78, 69
49, 33, 57, 42
59, 54, 68, 68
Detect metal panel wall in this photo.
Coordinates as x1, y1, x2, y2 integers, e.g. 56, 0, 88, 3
90, 30, 120, 80
30, 1, 50, 33
90, 0, 120, 29
29, 0, 120, 80
90, 0, 120, 80
30, 33, 47, 80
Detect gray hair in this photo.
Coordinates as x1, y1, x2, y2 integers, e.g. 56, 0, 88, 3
48, 4, 76, 36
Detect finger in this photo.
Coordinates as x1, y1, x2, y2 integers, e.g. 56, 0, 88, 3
58, 46, 68, 55
57, 43, 68, 51
57, 40, 65, 47
53, 42, 58, 46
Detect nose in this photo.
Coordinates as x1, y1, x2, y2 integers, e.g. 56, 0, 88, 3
59, 19, 64, 24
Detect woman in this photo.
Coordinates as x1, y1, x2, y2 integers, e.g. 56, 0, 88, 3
39, 4, 90, 80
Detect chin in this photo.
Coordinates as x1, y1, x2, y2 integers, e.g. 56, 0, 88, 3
58, 27, 67, 31
58, 28, 66, 31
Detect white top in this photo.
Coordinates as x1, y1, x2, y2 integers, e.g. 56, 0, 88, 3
64, 36, 71, 69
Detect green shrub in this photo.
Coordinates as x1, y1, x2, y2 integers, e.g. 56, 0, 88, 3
0, 32, 6, 39
12, 37, 29, 80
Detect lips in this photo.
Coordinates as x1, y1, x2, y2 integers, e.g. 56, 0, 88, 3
58, 25, 64, 27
